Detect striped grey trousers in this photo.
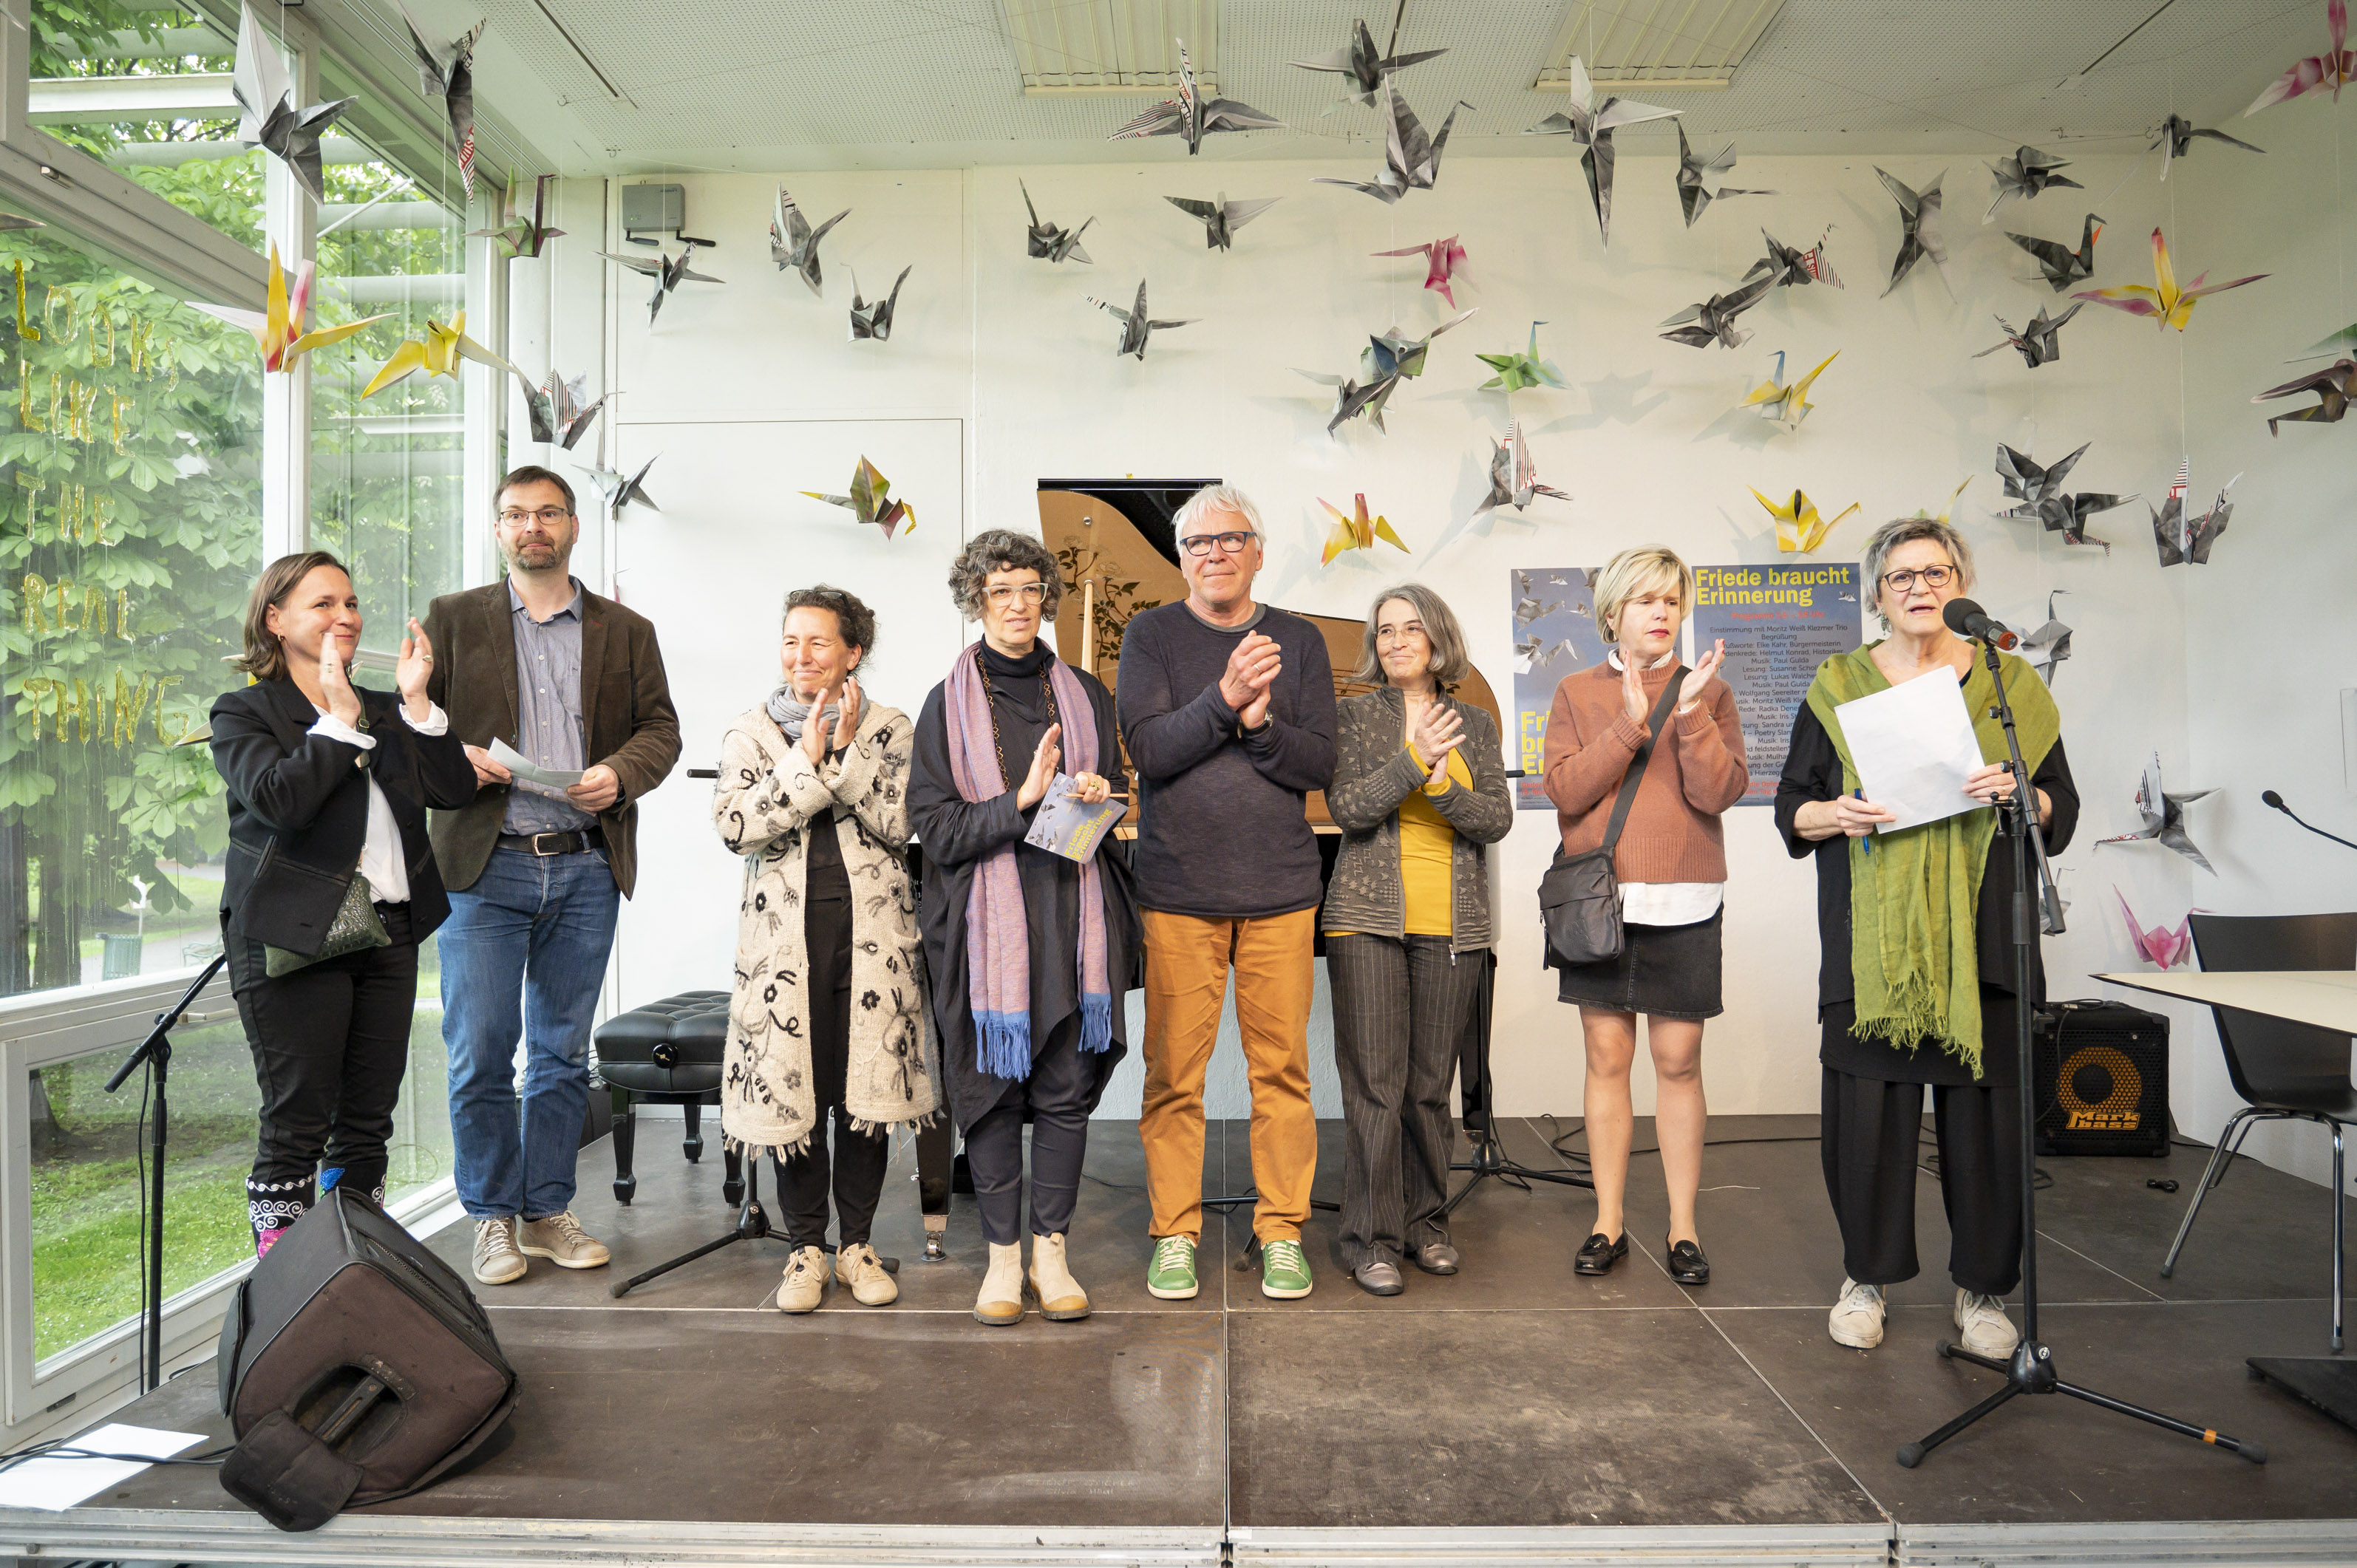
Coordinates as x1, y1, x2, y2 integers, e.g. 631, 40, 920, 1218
1325, 933, 1487, 1270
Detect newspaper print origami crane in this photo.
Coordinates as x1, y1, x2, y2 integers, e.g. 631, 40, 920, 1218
2152, 115, 2263, 180
2252, 358, 2357, 432
1995, 443, 2134, 552
1289, 18, 1446, 109
391, 0, 483, 194
1470, 422, 1570, 521
1676, 126, 1772, 227
2148, 460, 2237, 567
186, 242, 387, 372
1973, 302, 2083, 368
1299, 310, 1476, 435
1021, 181, 1093, 263
1747, 227, 1843, 289
1107, 41, 1282, 154
1314, 80, 1470, 204
1526, 57, 1679, 246
772, 188, 848, 296
2073, 228, 2266, 331
471, 172, 565, 260
1168, 193, 1281, 250
600, 247, 723, 327
1660, 273, 1774, 350
848, 266, 911, 341
1875, 168, 1950, 297
2098, 752, 2217, 874
805, 457, 914, 540
516, 369, 609, 449
231, 4, 355, 204
2008, 214, 2103, 292
1090, 279, 1196, 360
1984, 145, 2078, 221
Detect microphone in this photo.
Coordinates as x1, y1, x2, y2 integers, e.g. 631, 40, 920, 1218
2263, 790, 2357, 853
1941, 597, 2020, 650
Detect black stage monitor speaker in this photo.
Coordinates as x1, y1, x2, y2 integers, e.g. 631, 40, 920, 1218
216, 1188, 518, 1530
2034, 999, 2171, 1157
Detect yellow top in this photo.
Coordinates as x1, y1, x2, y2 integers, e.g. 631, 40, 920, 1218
1400, 743, 1473, 936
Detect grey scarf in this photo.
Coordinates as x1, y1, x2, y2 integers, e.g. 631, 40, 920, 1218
765, 685, 840, 743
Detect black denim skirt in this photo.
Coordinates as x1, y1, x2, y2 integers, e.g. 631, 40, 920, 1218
1554, 907, 1724, 1020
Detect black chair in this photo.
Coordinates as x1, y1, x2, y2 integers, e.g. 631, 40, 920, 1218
2163, 912, 2357, 1351
591, 990, 742, 1207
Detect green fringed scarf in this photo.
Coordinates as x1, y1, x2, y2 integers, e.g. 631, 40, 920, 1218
1804, 644, 2058, 1075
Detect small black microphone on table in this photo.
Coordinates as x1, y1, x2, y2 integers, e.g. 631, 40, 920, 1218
1940, 597, 2019, 650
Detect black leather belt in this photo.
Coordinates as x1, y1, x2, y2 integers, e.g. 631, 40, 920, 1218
497, 827, 605, 856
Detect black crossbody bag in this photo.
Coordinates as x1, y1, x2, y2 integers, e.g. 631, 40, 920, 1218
1538, 667, 1687, 969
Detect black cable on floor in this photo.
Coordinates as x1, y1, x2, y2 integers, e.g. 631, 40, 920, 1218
0, 1440, 233, 1477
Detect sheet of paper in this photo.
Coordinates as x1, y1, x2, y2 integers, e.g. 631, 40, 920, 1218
1834, 670, 1985, 834
0, 1424, 204, 1510
1024, 774, 1129, 865
489, 737, 583, 802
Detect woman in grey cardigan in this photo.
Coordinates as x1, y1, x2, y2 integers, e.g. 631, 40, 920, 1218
1322, 584, 1514, 1295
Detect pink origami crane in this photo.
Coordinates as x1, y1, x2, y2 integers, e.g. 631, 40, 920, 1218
2246, 0, 2356, 115
2115, 887, 2197, 969
1374, 236, 1469, 307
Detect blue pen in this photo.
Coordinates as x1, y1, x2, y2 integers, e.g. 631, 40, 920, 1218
1854, 789, 1874, 855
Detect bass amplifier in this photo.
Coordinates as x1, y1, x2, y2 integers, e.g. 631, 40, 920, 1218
2034, 999, 2171, 1157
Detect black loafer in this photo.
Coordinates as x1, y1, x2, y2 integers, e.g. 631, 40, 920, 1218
1665, 1238, 1711, 1286
1574, 1231, 1628, 1275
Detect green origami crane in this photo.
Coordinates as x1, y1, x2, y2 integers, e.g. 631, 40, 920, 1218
469, 171, 565, 261
803, 456, 914, 540
1477, 320, 1567, 393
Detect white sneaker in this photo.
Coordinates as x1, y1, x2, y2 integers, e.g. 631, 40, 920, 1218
517, 1210, 610, 1269
1828, 1277, 1885, 1349
835, 1241, 899, 1306
1953, 1289, 2020, 1357
472, 1217, 526, 1286
776, 1245, 828, 1313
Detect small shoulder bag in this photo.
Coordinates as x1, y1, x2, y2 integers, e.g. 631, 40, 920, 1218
1537, 667, 1687, 970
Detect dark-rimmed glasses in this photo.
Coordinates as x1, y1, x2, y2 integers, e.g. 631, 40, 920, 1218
1179, 531, 1256, 557
1880, 565, 1955, 594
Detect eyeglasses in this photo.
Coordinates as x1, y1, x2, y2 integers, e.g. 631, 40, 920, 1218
498, 506, 574, 527
984, 583, 1050, 606
1880, 565, 1956, 594
1179, 531, 1256, 557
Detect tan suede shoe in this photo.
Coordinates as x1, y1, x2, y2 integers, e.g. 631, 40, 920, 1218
974, 1241, 1025, 1326
835, 1241, 898, 1306
1027, 1231, 1091, 1322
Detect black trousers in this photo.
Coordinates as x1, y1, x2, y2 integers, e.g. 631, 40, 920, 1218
780, 893, 891, 1250
965, 1014, 1093, 1247
1820, 1068, 2024, 1295
225, 904, 419, 1238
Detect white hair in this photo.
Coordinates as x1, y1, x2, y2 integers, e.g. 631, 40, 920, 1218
1171, 483, 1265, 542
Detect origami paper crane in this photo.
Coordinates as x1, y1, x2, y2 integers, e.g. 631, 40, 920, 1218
361, 310, 516, 398
1514, 634, 1579, 675
1875, 168, 1950, 297
186, 242, 387, 372
2075, 229, 2267, 332
1313, 80, 1470, 204
1908, 477, 1973, 523
1973, 301, 2083, 368
579, 452, 659, 519
2115, 888, 2197, 969
2291, 320, 2357, 358
1471, 421, 1570, 521
1288, 18, 1446, 109
848, 266, 910, 342
2007, 590, 2073, 685
804, 457, 914, 540
1660, 274, 1774, 350
515, 369, 608, 449
1511, 576, 1565, 626
2149, 460, 2238, 567
1995, 443, 2133, 553
1477, 321, 1566, 392
1526, 58, 1679, 247
1676, 126, 1771, 227
1108, 40, 1282, 154
2253, 358, 2357, 432
599, 247, 722, 327
1374, 235, 1468, 306
1168, 192, 1280, 250
771, 188, 848, 296
1751, 487, 1860, 553
1747, 227, 1843, 290
2153, 115, 2263, 180
1317, 494, 1409, 565
2009, 213, 2103, 292
391, 0, 483, 194
1020, 181, 1092, 263
470, 171, 564, 260
2098, 752, 2217, 873
231, 4, 356, 204
1299, 310, 1477, 434
0, 211, 39, 234
2245, 0, 2356, 114
1089, 279, 1195, 360
1739, 350, 1839, 430
1984, 145, 2078, 222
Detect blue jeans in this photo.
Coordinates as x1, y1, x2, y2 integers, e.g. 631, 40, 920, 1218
441, 847, 620, 1220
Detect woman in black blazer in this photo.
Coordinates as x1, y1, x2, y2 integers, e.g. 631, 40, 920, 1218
211, 550, 476, 1255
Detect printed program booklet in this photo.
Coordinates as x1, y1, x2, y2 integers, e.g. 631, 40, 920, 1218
1024, 774, 1129, 864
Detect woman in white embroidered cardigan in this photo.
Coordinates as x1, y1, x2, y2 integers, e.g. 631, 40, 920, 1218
713, 584, 937, 1315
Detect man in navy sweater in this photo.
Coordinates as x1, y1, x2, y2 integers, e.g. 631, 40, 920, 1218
1118, 484, 1337, 1301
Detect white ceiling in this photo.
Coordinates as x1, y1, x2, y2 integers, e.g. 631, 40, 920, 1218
429, 0, 2338, 175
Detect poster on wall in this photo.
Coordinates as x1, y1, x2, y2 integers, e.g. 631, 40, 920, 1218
1508, 566, 1606, 811
1691, 562, 1865, 806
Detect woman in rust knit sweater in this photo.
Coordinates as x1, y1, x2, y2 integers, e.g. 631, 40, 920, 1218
1541, 546, 1747, 1285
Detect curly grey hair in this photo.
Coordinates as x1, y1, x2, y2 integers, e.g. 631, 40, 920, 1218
1859, 516, 1976, 630
948, 528, 1064, 621
782, 583, 876, 657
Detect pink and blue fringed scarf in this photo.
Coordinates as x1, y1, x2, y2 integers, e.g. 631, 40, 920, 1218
942, 644, 1112, 1079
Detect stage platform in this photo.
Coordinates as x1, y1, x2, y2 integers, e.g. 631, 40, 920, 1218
5, 1114, 2356, 1567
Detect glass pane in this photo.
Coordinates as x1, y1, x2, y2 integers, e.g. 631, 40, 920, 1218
309, 149, 471, 656
27, 1, 265, 247
0, 227, 261, 997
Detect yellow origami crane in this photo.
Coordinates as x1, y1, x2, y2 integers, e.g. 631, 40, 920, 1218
2071, 228, 2267, 332
1752, 487, 1861, 554
186, 243, 387, 372
1317, 492, 1407, 565
1908, 477, 1972, 523
1738, 350, 1838, 430
361, 310, 519, 398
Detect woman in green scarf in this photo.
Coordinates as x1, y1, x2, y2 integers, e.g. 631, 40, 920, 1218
1774, 517, 2079, 1361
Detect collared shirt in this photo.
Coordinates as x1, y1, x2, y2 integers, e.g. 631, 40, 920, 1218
309, 702, 451, 903
505, 576, 596, 835
1604, 646, 1722, 926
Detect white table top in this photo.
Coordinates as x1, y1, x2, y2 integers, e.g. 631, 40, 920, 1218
2095, 969, 2357, 1034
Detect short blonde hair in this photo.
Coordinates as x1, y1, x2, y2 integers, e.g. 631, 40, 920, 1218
1859, 517, 1976, 630
1351, 583, 1472, 688
1593, 546, 1695, 641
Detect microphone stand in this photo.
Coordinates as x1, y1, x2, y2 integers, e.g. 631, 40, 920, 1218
2266, 794, 2357, 853
1898, 640, 2263, 1467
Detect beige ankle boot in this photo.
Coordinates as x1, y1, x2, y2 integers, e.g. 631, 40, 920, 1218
974, 1241, 1025, 1326
1027, 1232, 1091, 1321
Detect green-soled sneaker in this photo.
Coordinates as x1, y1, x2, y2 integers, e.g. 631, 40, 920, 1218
1146, 1235, 1199, 1300
1260, 1238, 1313, 1300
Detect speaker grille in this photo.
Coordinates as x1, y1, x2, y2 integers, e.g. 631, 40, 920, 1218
2035, 1001, 2171, 1156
